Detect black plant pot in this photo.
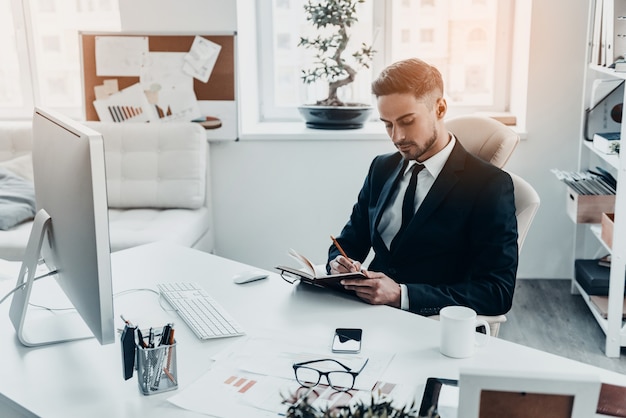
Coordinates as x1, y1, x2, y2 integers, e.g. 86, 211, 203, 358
298, 105, 373, 129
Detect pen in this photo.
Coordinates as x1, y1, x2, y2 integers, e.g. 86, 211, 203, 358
166, 329, 175, 370
162, 328, 176, 384
120, 314, 133, 327
330, 235, 350, 260
159, 324, 172, 346
330, 235, 363, 273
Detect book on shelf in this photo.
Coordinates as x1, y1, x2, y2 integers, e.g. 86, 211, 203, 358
614, 60, 626, 72
593, 131, 621, 154
551, 168, 616, 195
275, 248, 366, 293
589, 295, 626, 319
598, 254, 612, 267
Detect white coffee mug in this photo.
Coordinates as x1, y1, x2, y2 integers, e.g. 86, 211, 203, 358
439, 306, 489, 358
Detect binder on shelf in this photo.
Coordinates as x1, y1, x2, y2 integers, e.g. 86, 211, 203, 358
584, 79, 624, 140
590, 0, 626, 66
613, 0, 626, 61
591, 0, 604, 65
593, 131, 621, 154
603, 0, 613, 66
589, 295, 626, 319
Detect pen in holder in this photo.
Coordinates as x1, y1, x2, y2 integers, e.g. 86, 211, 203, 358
136, 340, 178, 395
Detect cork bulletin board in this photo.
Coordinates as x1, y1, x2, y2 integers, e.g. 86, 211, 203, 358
80, 32, 237, 140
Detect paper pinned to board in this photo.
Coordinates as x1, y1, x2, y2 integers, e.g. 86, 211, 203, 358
93, 79, 119, 100
92, 83, 156, 123
95, 36, 148, 77
183, 36, 222, 83
139, 51, 202, 122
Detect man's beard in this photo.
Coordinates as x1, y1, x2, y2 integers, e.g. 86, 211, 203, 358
402, 125, 438, 161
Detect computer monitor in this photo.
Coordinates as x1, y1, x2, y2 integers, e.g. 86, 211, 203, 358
9, 107, 115, 346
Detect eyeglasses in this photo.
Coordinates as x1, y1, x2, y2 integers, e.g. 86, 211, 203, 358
278, 268, 300, 284
292, 358, 369, 392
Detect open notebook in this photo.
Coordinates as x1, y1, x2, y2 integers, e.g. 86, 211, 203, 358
275, 249, 366, 293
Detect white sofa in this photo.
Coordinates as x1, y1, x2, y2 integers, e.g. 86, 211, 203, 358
0, 121, 214, 261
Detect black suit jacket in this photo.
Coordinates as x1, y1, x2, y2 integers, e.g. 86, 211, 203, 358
328, 141, 518, 316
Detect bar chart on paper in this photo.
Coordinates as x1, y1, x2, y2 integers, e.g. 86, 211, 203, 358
106, 105, 144, 122
223, 374, 257, 394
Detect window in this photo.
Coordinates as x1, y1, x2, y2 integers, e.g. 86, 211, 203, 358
0, 0, 120, 119
256, 0, 514, 122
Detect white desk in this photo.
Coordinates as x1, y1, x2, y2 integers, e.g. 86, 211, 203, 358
1, 242, 625, 417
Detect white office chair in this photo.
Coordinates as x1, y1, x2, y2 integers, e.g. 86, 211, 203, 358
446, 115, 520, 169
433, 115, 540, 337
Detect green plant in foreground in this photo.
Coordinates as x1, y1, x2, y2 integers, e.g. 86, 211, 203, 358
284, 391, 439, 418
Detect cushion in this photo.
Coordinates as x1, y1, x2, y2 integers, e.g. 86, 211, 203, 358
0, 167, 36, 230
0, 154, 34, 181
107, 207, 211, 252
85, 122, 207, 209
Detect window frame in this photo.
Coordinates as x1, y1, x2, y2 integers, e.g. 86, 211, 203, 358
0, 0, 120, 121
0, 0, 35, 120
255, 0, 516, 123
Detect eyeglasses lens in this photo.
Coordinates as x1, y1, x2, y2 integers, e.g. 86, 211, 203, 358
295, 367, 320, 387
327, 372, 354, 391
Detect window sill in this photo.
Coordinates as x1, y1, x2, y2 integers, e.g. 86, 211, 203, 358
238, 120, 389, 141
239, 120, 527, 141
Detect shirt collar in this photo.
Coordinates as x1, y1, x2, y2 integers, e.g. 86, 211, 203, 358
405, 133, 456, 178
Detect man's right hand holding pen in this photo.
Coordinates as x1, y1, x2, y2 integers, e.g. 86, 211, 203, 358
329, 235, 367, 275
329, 255, 365, 275
330, 235, 404, 309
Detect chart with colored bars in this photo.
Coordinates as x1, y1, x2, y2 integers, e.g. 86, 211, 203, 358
155, 104, 172, 118
223, 374, 257, 394
107, 105, 144, 122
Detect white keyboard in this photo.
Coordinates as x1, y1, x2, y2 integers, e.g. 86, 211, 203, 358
157, 282, 245, 340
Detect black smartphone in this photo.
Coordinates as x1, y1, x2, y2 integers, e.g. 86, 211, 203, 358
332, 328, 362, 353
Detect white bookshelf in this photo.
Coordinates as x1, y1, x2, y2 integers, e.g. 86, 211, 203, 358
575, 0, 626, 357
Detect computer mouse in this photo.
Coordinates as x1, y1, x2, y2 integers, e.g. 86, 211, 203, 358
232, 270, 269, 284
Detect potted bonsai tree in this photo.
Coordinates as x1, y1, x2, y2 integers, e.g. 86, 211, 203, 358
297, 0, 376, 129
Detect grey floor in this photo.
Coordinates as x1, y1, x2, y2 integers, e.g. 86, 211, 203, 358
499, 279, 626, 374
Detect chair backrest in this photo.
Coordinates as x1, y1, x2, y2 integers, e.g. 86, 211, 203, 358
446, 115, 520, 168
508, 172, 540, 251
475, 173, 539, 336
445, 115, 538, 251
438, 116, 537, 334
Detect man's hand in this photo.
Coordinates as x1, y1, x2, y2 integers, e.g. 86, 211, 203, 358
329, 255, 363, 274
340, 271, 401, 308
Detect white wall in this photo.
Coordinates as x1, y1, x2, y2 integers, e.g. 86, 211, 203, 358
120, 0, 589, 279
119, 0, 236, 32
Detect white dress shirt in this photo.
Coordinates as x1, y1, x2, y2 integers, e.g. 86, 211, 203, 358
376, 135, 456, 310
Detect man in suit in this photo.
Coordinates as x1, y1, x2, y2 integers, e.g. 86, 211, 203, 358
327, 58, 518, 316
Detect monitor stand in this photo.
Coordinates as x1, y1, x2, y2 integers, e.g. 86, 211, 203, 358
9, 209, 93, 347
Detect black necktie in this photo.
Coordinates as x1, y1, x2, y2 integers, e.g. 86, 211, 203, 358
391, 163, 425, 250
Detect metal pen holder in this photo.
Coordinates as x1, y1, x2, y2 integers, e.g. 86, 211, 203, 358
136, 341, 178, 395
